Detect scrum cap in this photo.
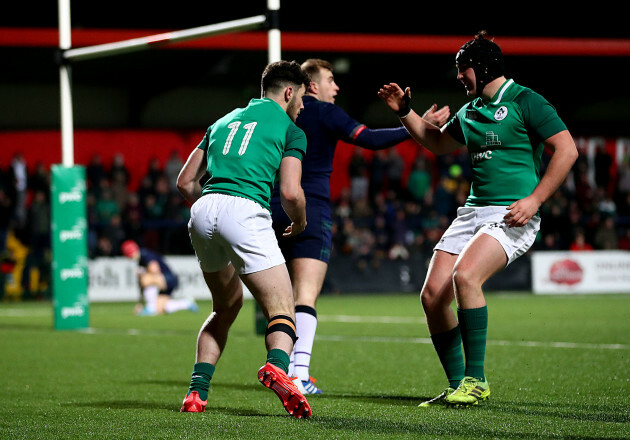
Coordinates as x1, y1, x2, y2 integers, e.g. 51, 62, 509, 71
121, 240, 140, 258
456, 32, 504, 95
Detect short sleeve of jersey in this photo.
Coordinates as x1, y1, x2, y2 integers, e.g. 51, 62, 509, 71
444, 106, 467, 145
196, 125, 213, 152
319, 102, 362, 140
516, 90, 567, 140
284, 123, 307, 161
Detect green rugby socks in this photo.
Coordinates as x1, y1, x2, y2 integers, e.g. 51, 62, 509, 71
188, 362, 215, 401
458, 306, 488, 382
431, 326, 465, 389
267, 348, 291, 374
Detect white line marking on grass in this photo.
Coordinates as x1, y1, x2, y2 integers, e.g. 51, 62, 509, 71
63, 314, 628, 351
0, 309, 50, 317
318, 315, 425, 324
316, 334, 630, 350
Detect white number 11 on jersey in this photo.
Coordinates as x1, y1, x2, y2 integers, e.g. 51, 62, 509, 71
223, 121, 258, 156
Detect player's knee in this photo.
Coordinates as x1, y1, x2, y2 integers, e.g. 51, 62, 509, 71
452, 265, 480, 291
421, 280, 446, 311
265, 314, 297, 344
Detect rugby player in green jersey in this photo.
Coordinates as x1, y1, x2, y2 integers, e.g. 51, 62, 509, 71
379, 31, 578, 407
176, 61, 313, 418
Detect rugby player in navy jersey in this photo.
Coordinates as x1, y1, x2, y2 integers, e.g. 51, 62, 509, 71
270, 58, 450, 395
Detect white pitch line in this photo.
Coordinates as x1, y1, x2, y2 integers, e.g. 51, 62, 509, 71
2, 310, 627, 350
315, 334, 630, 350
318, 315, 425, 324
0, 309, 50, 317
76, 328, 629, 350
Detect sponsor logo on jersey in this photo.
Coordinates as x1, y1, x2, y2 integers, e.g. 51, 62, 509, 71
483, 131, 502, 148
494, 106, 508, 121
471, 131, 502, 163
486, 222, 504, 230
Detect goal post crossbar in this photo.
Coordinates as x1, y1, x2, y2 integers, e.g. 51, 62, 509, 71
62, 15, 267, 62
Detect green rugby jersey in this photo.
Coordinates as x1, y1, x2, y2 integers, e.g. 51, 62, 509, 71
445, 79, 567, 206
197, 98, 307, 212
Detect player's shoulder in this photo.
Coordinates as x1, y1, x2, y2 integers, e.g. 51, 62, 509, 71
510, 83, 553, 111
502, 81, 546, 104
304, 96, 343, 115
287, 121, 307, 143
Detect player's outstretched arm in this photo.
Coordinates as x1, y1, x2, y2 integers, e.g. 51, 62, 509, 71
279, 156, 307, 237
177, 147, 207, 205
378, 83, 461, 155
422, 103, 451, 127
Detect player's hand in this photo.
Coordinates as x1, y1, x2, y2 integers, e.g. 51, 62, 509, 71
378, 83, 408, 114
283, 221, 307, 237
422, 104, 450, 127
504, 195, 541, 228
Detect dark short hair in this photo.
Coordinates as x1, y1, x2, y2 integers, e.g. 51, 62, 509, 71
301, 58, 334, 82
261, 60, 310, 95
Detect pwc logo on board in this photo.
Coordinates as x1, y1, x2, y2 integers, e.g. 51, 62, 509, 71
549, 259, 583, 285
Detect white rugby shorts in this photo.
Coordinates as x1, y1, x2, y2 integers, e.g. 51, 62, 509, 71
188, 193, 285, 274
434, 206, 541, 266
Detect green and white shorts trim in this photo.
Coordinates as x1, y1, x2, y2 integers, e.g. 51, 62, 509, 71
434, 206, 541, 266
188, 193, 285, 274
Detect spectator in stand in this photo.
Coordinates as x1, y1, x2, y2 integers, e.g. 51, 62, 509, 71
94, 186, 120, 225
28, 162, 50, 198
385, 148, 405, 195
348, 147, 370, 203
594, 216, 618, 250
369, 150, 388, 201
86, 153, 107, 194
164, 150, 184, 193
110, 153, 130, 187
110, 167, 130, 212
569, 228, 593, 251
9, 153, 27, 228
618, 227, 630, 250
407, 157, 433, 204
594, 143, 613, 191
121, 192, 144, 245
145, 156, 164, 187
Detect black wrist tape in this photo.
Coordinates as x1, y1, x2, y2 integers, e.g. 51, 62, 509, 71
395, 93, 412, 118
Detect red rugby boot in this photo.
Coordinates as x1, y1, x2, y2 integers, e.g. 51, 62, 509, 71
258, 362, 312, 419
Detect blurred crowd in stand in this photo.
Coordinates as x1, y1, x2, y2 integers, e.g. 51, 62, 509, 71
1, 141, 630, 299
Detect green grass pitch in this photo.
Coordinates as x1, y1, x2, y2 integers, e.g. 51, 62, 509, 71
1, 293, 629, 439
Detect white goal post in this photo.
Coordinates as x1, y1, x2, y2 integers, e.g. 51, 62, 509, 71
53, 0, 281, 329
57, 0, 281, 167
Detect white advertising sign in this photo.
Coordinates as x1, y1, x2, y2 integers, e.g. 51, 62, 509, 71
88, 256, 252, 302
532, 250, 630, 294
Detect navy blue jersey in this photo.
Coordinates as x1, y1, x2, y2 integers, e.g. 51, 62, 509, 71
293, 96, 362, 202
139, 248, 179, 292
271, 95, 409, 262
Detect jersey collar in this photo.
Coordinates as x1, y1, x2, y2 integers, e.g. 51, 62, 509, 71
490, 79, 514, 105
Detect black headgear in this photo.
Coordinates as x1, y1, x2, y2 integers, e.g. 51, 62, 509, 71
455, 34, 504, 96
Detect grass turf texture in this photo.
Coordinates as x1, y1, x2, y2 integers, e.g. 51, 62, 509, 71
1, 293, 629, 439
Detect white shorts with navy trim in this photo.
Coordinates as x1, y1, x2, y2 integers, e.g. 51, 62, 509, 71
188, 193, 285, 274
434, 206, 540, 266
